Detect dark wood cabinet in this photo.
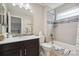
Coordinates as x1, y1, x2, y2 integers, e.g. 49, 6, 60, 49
23, 39, 39, 56
0, 38, 39, 56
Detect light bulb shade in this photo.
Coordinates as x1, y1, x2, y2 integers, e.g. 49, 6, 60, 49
12, 3, 16, 6
12, 3, 32, 12
18, 3, 23, 8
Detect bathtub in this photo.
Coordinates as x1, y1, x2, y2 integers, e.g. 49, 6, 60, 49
53, 41, 76, 56
40, 40, 76, 56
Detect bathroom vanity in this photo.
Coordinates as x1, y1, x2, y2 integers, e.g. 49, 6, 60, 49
0, 35, 39, 56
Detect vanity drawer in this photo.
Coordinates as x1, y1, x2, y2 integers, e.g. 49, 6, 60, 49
0, 49, 20, 56
23, 39, 39, 47
0, 42, 22, 52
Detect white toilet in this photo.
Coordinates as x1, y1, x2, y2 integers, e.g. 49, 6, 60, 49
39, 31, 54, 55
39, 31, 53, 48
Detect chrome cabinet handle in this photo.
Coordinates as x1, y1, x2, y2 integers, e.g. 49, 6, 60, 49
25, 49, 26, 55
20, 50, 22, 56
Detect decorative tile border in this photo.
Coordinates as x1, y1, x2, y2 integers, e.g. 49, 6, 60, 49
54, 15, 79, 24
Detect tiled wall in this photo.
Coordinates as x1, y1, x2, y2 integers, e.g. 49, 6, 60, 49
76, 21, 79, 55
54, 16, 78, 45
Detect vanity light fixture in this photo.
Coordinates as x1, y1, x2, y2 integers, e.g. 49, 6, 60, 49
12, 3, 16, 6
25, 3, 31, 10
19, 3, 23, 8
12, 3, 31, 10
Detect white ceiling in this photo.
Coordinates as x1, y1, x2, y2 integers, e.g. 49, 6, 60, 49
39, 3, 64, 9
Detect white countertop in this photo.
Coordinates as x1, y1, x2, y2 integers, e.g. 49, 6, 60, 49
0, 35, 40, 45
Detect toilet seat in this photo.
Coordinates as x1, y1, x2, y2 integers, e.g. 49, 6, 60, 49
40, 43, 53, 49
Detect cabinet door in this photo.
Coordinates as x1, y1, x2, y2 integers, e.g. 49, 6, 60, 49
0, 49, 20, 56
24, 46, 38, 56
23, 39, 39, 56
0, 42, 21, 56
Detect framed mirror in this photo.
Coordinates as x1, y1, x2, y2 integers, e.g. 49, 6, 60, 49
5, 3, 33, 36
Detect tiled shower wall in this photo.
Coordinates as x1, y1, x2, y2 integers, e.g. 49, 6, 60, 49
55, 15, 79, 45
76, 20, 79, 55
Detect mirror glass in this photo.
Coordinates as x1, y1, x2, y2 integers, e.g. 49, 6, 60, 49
5, 3, 33, 36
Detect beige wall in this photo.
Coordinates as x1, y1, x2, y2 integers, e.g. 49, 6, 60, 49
31, 4, 45, 35
43, 7, 49, 36
55, 22, 78, 45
